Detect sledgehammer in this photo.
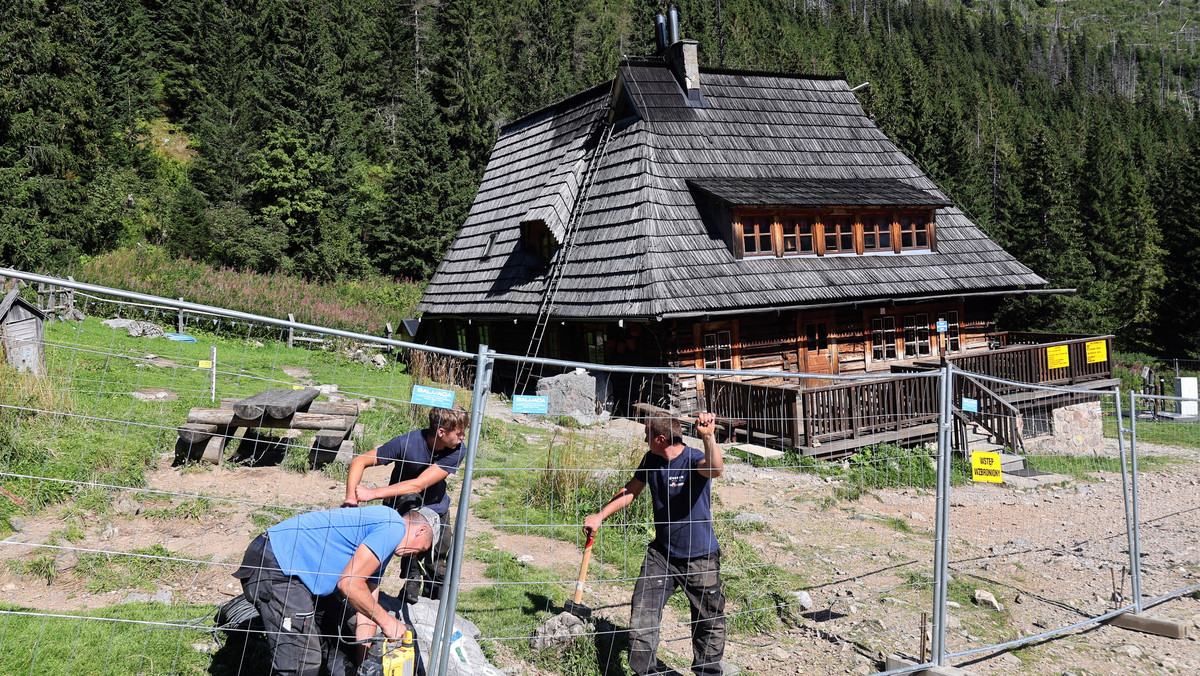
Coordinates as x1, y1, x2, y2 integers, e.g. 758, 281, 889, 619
564, 532, 595, 619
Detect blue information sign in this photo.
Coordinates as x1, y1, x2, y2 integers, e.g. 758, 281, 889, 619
512, 395, 549, 414
962, 397, 979, 413
412, 385, 456, 409
936, 319, 948, 333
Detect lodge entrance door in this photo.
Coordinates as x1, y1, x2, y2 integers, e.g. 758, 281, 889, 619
801, 315, 833, 375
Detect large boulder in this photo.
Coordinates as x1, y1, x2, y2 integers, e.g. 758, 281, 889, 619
535, 369, 610, 425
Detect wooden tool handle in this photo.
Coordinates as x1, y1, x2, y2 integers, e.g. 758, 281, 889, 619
573, 534, 595, 604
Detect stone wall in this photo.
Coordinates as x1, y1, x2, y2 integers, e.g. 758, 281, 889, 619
1022, 401, 1105, 456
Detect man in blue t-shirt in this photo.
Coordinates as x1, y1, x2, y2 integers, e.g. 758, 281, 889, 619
341, 406, 469, 597
232, 505, 439, 676
584, 412, 726, 676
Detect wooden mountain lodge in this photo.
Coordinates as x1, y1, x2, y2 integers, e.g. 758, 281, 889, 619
417, 18, 1116, 457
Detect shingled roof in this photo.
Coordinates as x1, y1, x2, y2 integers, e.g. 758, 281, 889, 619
417, 59, 1046, 321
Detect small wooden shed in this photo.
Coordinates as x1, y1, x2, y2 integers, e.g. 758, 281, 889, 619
0, 286, 47, 376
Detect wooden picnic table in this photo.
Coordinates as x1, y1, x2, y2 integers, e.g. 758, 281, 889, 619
175, 388, 360, 465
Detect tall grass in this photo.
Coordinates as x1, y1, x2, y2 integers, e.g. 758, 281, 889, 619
72, 245, 426, 334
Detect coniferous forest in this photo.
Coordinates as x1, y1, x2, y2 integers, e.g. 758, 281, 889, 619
2, 0, 1200, 355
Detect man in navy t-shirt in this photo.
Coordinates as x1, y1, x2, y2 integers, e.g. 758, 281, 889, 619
584, 412, 726, 676
232, 505, 439, 676
342, 406, 469, 596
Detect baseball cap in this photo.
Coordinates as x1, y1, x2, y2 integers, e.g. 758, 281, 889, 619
414, 506, 442, 553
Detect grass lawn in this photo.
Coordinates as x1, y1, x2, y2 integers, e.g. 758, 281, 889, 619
0, 603, 218, 676
1, 315, 437, 532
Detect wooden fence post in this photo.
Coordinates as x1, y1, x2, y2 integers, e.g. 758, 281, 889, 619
287, 314, 295, 349
177, 298, 185, 333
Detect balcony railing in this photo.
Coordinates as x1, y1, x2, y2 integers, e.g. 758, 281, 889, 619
701, 333, 1115, 456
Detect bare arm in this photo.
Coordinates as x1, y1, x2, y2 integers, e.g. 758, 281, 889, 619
694, 412, 724, 479
342, 449, 383, 507
336, 544, 403, 638
356, 465, 451, 503
583, 478, 645, 538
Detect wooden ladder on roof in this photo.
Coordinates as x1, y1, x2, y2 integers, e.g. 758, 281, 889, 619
515, 121, 616, 393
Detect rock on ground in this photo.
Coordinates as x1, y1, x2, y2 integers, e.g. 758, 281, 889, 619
101, 319, 165, 338
530, 611, 591, 651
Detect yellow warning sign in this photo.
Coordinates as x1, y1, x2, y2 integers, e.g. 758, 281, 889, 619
1046, 344, 1070, 370
1085, 340, 1107, 364
198, 360, 213, 368
971, 451, 1004, 483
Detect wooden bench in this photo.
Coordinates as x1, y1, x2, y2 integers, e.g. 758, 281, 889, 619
175, 388, 360, 466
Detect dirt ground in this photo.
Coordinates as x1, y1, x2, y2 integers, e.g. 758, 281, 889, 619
1, 420, 1198, 676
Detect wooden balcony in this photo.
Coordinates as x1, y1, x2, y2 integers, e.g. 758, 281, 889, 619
703, 333, 1116, 459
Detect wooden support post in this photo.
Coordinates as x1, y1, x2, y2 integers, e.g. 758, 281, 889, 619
177, 298, 185, 333
287, 313, 295, 348
210, 345, 217, 403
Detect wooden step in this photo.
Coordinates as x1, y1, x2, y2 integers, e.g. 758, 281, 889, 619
999, 452, 1025, 472
803, 423, 938, 459
732, 443, 784, 460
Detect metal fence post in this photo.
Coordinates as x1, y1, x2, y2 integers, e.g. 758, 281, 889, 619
1127, 390, 1144, 613
430, 344, 494, 676
930, 360, 953, 665
1114, 388, 1137, 611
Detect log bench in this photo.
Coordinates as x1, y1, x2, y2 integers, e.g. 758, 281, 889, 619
175, 388, 360, 466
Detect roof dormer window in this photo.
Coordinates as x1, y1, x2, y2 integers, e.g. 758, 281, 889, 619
686, 177, 949, 261
730, 208, 936, 259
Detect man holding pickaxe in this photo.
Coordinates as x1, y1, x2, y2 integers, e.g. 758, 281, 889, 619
584, 412, 726, 676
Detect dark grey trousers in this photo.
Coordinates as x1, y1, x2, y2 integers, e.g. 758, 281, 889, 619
629, 546, 726, 676
234, 534, 357, 676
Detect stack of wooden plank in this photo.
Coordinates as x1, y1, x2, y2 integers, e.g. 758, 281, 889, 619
175, 388, 360, 465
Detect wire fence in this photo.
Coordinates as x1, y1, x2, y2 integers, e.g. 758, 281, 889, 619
1, 269, 1197, 676
1129, 394, 1200, 614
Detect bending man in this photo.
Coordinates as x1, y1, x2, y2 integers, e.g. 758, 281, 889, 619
584, 412, 726, 676
233, 505, 440, 676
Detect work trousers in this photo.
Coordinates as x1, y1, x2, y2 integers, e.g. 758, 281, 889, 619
629, 546, 726, 676
233, 534, 357, 676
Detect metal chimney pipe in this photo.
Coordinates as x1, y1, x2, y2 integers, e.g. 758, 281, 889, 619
654, 12, 668, 52
667, 5, 681, 45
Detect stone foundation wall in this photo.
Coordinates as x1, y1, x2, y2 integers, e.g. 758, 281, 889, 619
1022, 401, 1105, 456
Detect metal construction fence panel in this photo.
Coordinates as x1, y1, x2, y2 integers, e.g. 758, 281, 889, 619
1128, 393, 1200, 614
940, 371, 1137, 667
443, 358, 948, 676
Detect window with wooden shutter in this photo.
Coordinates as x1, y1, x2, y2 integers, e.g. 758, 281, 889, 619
732, 209, 931, 259
741, 215, 774, 257
863, 215, 892, 252
781, 217, 814, 255
824, 216, 854, 254
898, 215, 930, 250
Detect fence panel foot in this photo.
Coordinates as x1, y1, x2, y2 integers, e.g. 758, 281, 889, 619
885, 653, 979, 675
1102, 612, 1189, 639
